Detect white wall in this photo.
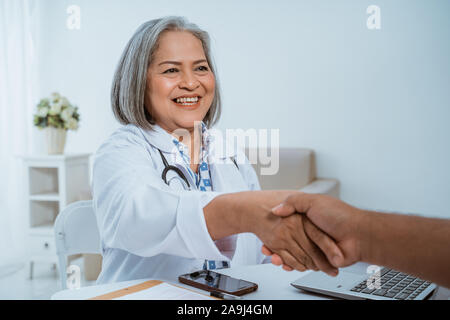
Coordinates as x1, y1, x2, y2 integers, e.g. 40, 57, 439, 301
36, 0, 450, 218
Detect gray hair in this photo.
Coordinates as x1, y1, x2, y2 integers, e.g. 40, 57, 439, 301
111, 16, 222, 130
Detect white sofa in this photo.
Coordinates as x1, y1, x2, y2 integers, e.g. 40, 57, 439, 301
246, 147, 339, 198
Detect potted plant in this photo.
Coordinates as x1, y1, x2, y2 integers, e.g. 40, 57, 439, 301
33, 92, 80, 154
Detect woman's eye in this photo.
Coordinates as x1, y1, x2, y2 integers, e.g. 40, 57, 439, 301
196, 66, 209, 71
163, 68, 178, 74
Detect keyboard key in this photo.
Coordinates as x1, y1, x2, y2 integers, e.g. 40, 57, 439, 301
351, 287, 362, 292
395, 293, 410, 300
403, 289, 414, 294
387, 272, 399, 277
358, 282, 366, 288
385, 292, 397, 298
373, 289, 387, 296
362, 288, 376, 294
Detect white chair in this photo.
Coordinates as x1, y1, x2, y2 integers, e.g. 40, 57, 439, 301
54, 200, 101, 289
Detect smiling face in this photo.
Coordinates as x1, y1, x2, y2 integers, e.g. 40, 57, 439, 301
145, 30, 215, 132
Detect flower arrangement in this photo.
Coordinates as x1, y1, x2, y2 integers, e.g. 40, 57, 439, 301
33, 92, 80, 130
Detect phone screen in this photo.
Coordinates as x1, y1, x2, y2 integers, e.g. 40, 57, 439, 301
179, 270, 257, 294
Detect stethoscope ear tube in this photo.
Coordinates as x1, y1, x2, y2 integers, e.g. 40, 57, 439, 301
158, 149, 191, 189
162, 165, 191, 188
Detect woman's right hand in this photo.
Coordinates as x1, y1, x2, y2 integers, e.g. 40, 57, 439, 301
262, 193, 363, 273
255, 208, 343, 277
204, 190, 343, 276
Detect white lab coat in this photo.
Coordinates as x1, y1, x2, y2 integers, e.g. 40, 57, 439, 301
93, 124, 266, 284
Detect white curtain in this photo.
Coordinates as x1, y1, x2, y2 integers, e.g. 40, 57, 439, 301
0, 0, 40, 276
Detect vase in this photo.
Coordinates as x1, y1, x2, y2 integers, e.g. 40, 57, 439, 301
45, 127, 67, 155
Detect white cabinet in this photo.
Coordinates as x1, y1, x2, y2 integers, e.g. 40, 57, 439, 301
20, 153, 91, 278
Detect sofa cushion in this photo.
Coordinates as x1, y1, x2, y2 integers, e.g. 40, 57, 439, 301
245, 148, 315, 190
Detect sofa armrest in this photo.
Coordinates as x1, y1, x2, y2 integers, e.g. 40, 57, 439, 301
299, 178, 340, 198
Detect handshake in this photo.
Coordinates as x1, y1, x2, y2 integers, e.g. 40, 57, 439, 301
207, 190, 450, 288
254, 193, 361, 277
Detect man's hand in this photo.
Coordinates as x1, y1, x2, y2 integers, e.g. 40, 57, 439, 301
255, 208, 343, 277
262, 193, 364, 271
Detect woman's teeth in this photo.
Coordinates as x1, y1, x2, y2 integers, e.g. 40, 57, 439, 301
174, 97, 199, 105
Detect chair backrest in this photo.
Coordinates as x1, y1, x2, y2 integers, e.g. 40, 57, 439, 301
54, 200, 101, 289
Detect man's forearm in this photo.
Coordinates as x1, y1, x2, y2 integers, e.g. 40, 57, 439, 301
360, 211, 450, 288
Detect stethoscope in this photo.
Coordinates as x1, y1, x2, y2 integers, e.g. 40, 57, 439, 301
157, 149, 239, 191
158, 149, 192, 190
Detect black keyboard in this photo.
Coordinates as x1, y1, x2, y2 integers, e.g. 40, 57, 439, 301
350, 267, 433, 300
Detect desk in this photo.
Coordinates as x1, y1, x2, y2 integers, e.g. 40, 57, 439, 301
51, 263, 449, 300
51, 264, 331, 300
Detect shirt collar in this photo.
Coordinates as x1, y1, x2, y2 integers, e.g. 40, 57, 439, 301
138, 122, 211, 154
138, 124, 178, 153
138, 122, 239, 160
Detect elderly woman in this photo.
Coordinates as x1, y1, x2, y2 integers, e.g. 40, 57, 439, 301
93, 16, 341, 284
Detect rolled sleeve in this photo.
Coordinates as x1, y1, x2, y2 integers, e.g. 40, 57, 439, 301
176, 191, 230, 261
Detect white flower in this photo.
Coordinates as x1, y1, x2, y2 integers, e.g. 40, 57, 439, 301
49, 100, 63, 115
51, 92, 60, 100
60, 106, 74, 121
60, 97, 69, 107
66, 118, 79, 130
37, 106, 49, 117
40, 98, 50, 106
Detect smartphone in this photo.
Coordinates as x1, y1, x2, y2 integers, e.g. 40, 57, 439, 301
178, 270, 258, 296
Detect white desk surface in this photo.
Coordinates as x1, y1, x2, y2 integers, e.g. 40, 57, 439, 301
51, 263, 332, 300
